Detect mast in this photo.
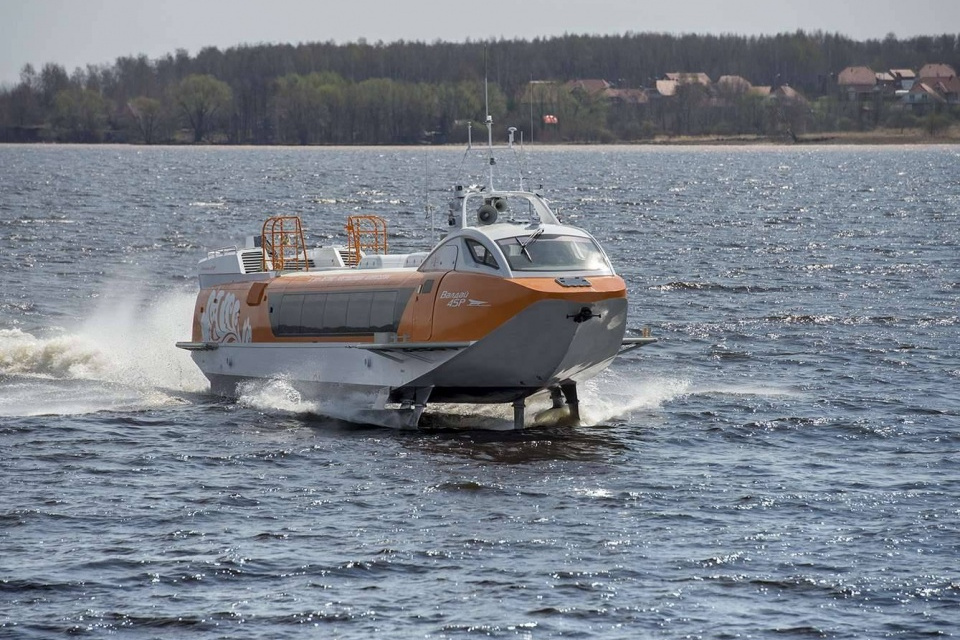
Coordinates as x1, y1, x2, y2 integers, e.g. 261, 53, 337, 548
484, 46, 495, 191
486, 115, 495, 191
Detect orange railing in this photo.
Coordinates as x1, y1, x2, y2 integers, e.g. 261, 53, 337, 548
261, 216, 308, 272
345, 215, 388, 265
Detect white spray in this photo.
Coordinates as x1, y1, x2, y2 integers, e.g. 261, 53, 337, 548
0, 288, 208, 416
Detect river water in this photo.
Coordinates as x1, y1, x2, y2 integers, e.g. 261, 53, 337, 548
1, 143, 958, 638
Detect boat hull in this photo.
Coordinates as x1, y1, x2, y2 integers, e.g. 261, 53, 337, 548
186, 295, 627, 427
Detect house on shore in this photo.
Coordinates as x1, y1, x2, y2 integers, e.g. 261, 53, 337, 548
905, 82, 948, 110
564, 79, 648, 105
664, 72, 712, 85
654, 72, 713, 98
903, 64, 958, 112
890, 69, 917, 91
917, 64, 957, 81
837, 66, 877, 100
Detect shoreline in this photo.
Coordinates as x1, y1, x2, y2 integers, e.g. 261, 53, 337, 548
619, 123, 960, 145
2, 128, 958, 148
637, 129, 960, 145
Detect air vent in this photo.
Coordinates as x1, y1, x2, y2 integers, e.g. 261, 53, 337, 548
283, 258, 316, 270
241, 250, 263, 273
338, 247, 360, 266
242, 248, 315, 272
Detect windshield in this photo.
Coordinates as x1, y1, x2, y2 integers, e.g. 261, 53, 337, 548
496, 233, 612, 273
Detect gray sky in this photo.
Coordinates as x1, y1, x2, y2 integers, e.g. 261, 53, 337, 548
2, 0, 958, 86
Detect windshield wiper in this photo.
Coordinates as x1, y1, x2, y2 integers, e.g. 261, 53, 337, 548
518, 227, 544, 262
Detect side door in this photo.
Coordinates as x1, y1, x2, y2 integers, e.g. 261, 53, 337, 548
408, 242, 459, 341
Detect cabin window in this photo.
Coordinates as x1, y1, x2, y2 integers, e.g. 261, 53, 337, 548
370, 291, 399, 331
277, 294, 305, 334
496, 234, 612, 273
346, 292, 374, 329
300, 294, 327, 333
270, 288, 414, 336
465, 239, 500, 270
419, 243, 458, 271
322, 292, 350, 333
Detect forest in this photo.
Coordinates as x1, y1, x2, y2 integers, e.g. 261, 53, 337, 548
1, 30, 959, 144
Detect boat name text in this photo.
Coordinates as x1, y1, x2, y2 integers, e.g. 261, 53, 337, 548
440, 290, 488, 308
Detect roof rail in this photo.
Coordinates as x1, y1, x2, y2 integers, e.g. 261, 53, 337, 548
346, 215, 388, 262
261, 216, 308, 272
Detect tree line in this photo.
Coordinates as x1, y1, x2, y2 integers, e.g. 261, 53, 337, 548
1, 30, 958, 144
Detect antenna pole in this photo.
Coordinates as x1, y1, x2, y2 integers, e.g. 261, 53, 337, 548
484, 46, 490, 120
530, 74, 534, 144
519, 130, 525, 191
486, 114, 494, 191
484, 45, 495, 191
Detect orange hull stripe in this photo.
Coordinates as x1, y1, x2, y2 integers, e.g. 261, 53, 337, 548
193, 273, 625, 344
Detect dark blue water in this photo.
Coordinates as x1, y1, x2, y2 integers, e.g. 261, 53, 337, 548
1, 144, 958, 638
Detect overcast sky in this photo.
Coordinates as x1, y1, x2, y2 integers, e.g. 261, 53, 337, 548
2, 0, 958, 85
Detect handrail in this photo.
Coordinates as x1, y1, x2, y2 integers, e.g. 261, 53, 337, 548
207, 245, 240, 258
345, 215, 388, 266
261, 216, 308, 272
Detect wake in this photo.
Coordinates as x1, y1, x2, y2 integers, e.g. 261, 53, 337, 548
230, 369, 692, 430
0, 289, 207, 417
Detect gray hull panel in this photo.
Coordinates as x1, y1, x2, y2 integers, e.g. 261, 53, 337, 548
405, 297, 627, 402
